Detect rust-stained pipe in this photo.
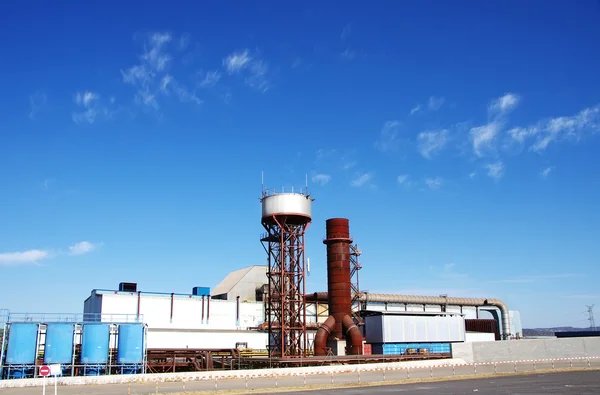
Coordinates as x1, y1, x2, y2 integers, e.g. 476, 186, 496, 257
137, 291, 141, 320
342, 314, 362, 355
207, 296, 210, 324
201, 295, 205, 323
323, 218, 353, 339
170, 293, 174, 323
311, 292, 511, 339
314, 315, 335, 356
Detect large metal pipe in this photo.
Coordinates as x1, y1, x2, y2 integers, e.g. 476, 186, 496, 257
342, 314, 362, 355
360, 293, 510, 338
307, 292, 511, 338
314, 315, 335, 356
323, 218, 353, 339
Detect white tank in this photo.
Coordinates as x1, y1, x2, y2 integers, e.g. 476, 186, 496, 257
261, 193, 312, 224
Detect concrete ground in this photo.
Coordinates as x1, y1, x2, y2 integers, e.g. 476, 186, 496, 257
260, 370, 600, 395
1, 361, 599, 395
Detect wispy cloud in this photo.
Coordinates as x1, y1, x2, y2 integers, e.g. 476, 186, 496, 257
72, 91, 116, 124
428, 96, 445, 111
29, 91, 47, 120
491, 273, 581, 284
438, 263, 469, 279
121, 31, 201, 111
425, 177, 443, 190
223, 49, 270, 92
375, 121, 401, 152
485, 161, 504, 180
197, 70, 222, 88
0, 249, 51, 265
341, 23, 352, 40
418, 129, 449, 159
470, 122, 501, 157
469, 93, 520, 157
311, 173, 331, 186
489, 93, 520, 116
397, 174, 409, 185
68, 241, 101, 256
541, 166, 554, 179
1, 241, 102, 266
351, 172, 374, 187
410, 104, 421, 116
508, 104, 600, 152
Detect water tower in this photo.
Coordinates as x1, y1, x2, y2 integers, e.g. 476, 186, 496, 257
260, 182, 313, 358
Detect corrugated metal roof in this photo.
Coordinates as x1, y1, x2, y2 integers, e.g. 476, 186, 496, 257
211, 265, 266, 297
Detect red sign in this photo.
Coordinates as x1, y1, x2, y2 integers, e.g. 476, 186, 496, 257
39, 366, 51, 377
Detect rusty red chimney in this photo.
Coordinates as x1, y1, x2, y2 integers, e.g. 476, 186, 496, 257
314, 218, 362, 356
323, 218, 353, 339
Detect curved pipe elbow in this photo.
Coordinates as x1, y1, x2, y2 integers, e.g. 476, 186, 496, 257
314, 315, 335, 356
342, 315, 363, 355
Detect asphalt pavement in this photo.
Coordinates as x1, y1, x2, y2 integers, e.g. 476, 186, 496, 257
256, 370, 600, 395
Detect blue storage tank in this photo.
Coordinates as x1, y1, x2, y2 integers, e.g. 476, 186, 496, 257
192, 286, 210, 296
117, 324, 144, 364
6, 323, 38, 365
80, 324, 110, 364
44, 323, 75, 364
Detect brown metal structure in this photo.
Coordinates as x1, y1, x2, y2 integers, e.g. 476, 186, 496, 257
314, 218, 363, 356
145, 348, 240, 373
260, 194, 311, 358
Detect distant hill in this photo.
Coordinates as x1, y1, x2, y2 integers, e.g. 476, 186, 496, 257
523, 327, 595, 337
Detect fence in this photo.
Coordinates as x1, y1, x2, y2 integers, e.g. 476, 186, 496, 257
2, 356, 600, 393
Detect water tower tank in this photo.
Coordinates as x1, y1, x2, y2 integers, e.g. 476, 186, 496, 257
261, 192, 312, 225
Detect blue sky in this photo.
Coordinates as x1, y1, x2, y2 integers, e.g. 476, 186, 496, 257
1, 0, 599, 329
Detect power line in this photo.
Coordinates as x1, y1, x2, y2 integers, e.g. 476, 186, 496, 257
586, 305, 596, 331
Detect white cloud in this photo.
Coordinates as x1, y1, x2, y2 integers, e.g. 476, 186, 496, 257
469, 172, 477, 179
223, 49, 270, 92
224, 49, 252, 73
428, 96, 445, 111
351, 172, 374, 187
541, 166, 554, 178
397, 174, 409, 185
470, 122, 500, 157
312, 173, 331, 186
425, 177, 443, 190
505, 104, 600, 152
0, 249, 50, 265
485, 161, 504, 180
440, 263, 468, 279
121, 31, 201, 111
375, 121, 401, 152
72, 90, 114, 125
68, 241, 100, 256
410, 104, 421, 115
198, 70, 222, 88
418, 129, 449, 159
29, 91, 47, 120
489, 93, 520, 116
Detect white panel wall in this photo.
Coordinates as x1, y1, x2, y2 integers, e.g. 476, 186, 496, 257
146, 330, 269, 349
465, 332, 496, 343
98, 293, 265, 330
365, 315, 466, 343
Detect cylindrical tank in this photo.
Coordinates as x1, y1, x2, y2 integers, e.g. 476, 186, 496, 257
5, 323, 39, 365
80, 324, 110, 365
261, 193, 312, 225
44, 323, 75, 364
323, 218, 353, 339
117, 324, 145, 365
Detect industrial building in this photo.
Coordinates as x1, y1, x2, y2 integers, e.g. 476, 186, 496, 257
0, 186, 522, 380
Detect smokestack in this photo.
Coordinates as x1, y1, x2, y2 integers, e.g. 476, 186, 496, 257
314, 218, 362, 356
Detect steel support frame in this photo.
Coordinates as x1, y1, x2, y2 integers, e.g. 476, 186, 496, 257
349, 244, 363, 324
261, 216, 309, 358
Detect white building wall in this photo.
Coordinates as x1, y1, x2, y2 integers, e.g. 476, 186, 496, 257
465, 331, 496, 343
95, 292, 265, 330
146, 330, 269, 349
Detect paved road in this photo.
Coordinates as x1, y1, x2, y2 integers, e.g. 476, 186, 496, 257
254, 370, 600, 395
1, 361, 599, 395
